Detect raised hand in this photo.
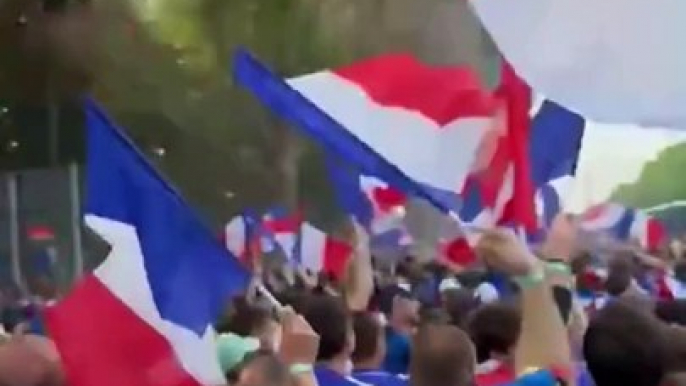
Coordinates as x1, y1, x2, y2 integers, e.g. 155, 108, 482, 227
476, 228, 539, 277
278, 307, 320, 366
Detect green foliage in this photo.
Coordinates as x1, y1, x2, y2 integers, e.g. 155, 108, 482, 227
612, 142, 686, 208
0, 0, 498, 227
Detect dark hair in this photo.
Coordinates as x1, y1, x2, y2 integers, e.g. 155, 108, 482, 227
274, 289, 308, 310
570, 252, 593, 275
227, 350, 292, 386
410, 324, 475, 386
467, 302, 521, 363
674, 262, 686, 284
217, 297, 275, 336
663, 326, 686, 373
351, 312, 383, 364
583, 301, 666, 386
377, 285, 414, 316
396, 262, 411, 280
442, 288, 479, 328
297, 294, 351, 361
604, 256, 634, 296
655, 300, 686, 326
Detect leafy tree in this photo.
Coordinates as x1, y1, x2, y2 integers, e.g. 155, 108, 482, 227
1, 0, 500, 228
612, 142, 686, 208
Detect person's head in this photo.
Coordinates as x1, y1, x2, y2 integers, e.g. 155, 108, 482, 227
395, 263, 413, 290
570, 252, 592, 276
466, 302, 520, 363
583, 301, 667, 386
656, 300, 686, 326
442, 288, 479, 328
232, 351, 293, 386
663, 325, 686, 373
0, 335, 64, 386
390, 294, 419, 335
675, 262, 686, 284
378, 286, 419, 335
297, 294, 353, 363
217, 333, 261, 376
351, 312, 386, 369
410, 324, 475, 386
219, 297, 280, 350
605, 255, 635, 296
418, 306, 450, 327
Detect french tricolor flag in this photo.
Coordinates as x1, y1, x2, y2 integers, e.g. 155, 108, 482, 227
46, 100, 250, 386
233, 49, 511, 217
261, 207, 301, 260
224, 214, 259, 259
529, 99, 585, 229
327, 155, 406, 237
580, 202, 635, 240
439, 93, 585, 267
629, 211, 667, 253
440, 64, 538, 265
359, 175, 407, 234
295, 223, 352, 279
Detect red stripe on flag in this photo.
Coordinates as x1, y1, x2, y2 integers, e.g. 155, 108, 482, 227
334, 55, 496, 125
46, 275, 203, 386
322, 239, 353, 280
496, 63, 537, 232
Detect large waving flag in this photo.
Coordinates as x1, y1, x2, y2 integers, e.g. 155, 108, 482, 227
233, 49, 501, 217
580, 203, 635, 241
46, 100, 250, 386
470, 0, 686, 128
440, 98, 585, 266
455, 63, 537, 233
530, 100, 585, 227
440, 63, 538, 266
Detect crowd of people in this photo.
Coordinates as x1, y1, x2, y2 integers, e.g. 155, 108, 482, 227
2, 214, 686, 386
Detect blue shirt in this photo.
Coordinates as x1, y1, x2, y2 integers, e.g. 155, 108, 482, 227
352, 370, 408, 386
382, 328, 410, 374
504, 370, 557, 386
315, 366, 371, 386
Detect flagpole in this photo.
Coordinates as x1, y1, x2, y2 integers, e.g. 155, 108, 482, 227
69, 163, 84, 280
7, 172, 25, 295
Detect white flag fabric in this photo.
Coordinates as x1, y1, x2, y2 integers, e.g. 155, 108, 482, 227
471, 0, 686, 128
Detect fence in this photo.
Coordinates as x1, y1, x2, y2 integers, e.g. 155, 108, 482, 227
0, 164, 102, 295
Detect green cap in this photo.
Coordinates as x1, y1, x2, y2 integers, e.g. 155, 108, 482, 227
216, 333, 260, 373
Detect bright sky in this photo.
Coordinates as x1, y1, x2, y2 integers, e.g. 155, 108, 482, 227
566, 124, 686, 213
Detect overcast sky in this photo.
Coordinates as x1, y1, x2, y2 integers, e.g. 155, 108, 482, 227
566, 124, 686, 212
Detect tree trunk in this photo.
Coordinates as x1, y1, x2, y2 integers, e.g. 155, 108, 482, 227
273, 124, 301, 211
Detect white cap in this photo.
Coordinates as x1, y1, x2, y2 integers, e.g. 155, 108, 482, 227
475, 282, 499, 303
439, 277, 461, 292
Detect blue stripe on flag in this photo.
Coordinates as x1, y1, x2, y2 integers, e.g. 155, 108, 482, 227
232, 49, 456, 215
85, 99, 250, 335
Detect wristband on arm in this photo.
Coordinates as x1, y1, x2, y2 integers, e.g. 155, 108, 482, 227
545, 262, 571, 275
289, 364, 314, 375
514, 266, 545, 289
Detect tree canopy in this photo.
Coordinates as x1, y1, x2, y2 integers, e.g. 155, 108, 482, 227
612, 142, 686, 209
0, 0, 499, 228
